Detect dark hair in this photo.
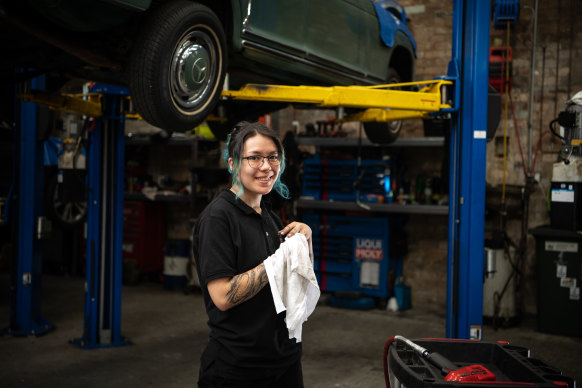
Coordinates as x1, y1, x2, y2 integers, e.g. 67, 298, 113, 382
223, 121, 290, 199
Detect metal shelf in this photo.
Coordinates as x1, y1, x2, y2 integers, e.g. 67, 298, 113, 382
296, 198, 448, 215
125, 134, 216, 146
295, 136, 444, 147
124, 192, 191, 203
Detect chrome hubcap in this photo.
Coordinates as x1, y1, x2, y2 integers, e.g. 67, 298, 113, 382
171, 29, 216, 110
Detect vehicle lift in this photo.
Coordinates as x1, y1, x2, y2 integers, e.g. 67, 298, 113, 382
6, 81, 131, 348
7, 0, 489, 344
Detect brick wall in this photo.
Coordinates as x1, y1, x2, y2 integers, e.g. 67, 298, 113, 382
398, 0, 582, 315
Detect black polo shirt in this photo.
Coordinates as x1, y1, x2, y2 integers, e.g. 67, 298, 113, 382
193, 189, 301, 376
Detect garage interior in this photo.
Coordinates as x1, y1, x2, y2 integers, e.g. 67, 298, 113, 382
1, 0, 582, 387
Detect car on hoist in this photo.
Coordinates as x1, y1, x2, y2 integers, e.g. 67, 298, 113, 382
0, 0, 416, 143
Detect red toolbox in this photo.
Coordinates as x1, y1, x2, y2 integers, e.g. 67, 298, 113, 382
123, 201, 165, 274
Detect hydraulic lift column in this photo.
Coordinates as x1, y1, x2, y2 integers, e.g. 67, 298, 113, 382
7, 75, 53, 336
446, 0, 491, 339
71, 85, 130, 348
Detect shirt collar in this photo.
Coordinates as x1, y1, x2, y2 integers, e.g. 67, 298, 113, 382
221, 188, 272, 216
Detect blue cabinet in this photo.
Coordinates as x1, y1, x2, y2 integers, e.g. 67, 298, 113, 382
304, 214, 403, 299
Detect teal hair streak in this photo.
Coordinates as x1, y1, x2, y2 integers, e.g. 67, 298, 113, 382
273, 156, 290, 199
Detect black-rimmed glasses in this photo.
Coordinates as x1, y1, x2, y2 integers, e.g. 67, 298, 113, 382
242, 155, 281, 169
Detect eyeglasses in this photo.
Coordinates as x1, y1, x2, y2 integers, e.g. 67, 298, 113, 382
242, 155, 281, 169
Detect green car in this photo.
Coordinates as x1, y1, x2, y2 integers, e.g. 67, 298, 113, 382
1, 0, 416, 142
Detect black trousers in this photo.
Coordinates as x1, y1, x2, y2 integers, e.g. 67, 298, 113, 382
198, 357, 304, 388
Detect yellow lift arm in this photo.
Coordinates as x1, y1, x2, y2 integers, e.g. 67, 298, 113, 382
17, 90, 141, 120
18, 79, 453, 124
17, 90, 103, 117
221, 79, 454, 122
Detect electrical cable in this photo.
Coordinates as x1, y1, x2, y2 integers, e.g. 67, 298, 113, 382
549, 118, 565, 141
383, 336, 396, 388
501, 20, 511, 202
529, 130, 550, 175
509, 92, 528, 179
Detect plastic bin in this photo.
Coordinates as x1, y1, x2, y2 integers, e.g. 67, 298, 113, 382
387, 338, 575, 388
163, 239, 190, 290
529, 226, 581, 337
394, 283, 411, 310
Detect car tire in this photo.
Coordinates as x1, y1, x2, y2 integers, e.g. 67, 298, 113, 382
45, 169, 87, 229
130, 1, 227, 132
363, 68, 403, 144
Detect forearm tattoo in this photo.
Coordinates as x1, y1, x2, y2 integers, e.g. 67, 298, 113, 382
225, 263, 269, 307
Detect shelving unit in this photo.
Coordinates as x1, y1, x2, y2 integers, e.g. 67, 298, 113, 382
124, 135, 225, 202
122, 134, 227, 278
297, 198, 448, 215
296, 136, 445, 148
294, 134, 447, 305
295, 136, 448, 215
123, 192, 192, 203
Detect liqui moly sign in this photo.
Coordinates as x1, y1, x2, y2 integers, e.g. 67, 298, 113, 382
355, 238, 383, 260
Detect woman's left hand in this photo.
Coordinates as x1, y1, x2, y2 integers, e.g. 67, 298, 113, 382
279, 222, 312, 241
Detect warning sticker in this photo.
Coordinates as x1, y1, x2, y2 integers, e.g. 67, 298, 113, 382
546, 241, 578, 253
571, 287, 580, 301
561, 277, 576, 288
551, 188, 575, 203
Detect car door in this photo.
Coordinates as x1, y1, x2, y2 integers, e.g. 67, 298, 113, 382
239, 0, 386, 85
241, 0, 309, 54
304, 0, 375, 80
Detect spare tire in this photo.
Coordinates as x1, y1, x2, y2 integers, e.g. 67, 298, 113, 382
130, 1, 227, 132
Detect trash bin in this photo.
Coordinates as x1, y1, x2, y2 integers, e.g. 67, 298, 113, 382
530, 226, 581, 337
163, 239, 190, 291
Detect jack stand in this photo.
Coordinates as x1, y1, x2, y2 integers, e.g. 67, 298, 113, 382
71, 85, 131, 349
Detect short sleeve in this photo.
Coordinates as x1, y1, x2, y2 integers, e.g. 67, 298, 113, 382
197, 212, 238, 285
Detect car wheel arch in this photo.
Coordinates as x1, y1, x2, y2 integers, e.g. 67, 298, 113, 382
389, 46, 414, 83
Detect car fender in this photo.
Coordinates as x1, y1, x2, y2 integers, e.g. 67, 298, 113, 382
372, 2, 417, 58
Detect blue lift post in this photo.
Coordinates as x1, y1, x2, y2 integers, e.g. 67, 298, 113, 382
446, 0, 491, 339
71, 84, 130, 349
7, 75, 53, 336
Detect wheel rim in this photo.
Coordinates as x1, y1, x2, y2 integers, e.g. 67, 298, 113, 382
387, 120, 402, 135
53, 190, 87, 225
170, 26, 218, 113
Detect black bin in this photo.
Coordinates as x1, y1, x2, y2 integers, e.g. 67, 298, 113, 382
530, 226, 582, 337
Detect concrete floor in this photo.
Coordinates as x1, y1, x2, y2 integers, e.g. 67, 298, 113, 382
1, 273, 580, 388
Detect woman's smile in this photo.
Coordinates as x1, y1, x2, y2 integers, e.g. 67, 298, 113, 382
255, 174, 274, 185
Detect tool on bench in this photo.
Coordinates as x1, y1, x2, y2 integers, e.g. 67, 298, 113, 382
384, 335, 495, 387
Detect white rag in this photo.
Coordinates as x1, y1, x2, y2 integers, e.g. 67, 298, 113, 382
263, 233, 320, 342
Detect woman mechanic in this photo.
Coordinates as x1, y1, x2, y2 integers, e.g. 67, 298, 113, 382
193, 121, 312, 387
